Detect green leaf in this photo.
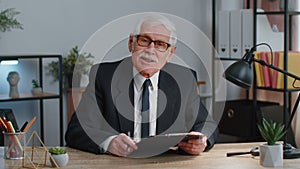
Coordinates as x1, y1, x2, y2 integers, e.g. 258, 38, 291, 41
32, 79, 40, 88
0, 8, 23, 32
49, 147, 67, 155
257, 118, 286, 145
47, 46, 94, 87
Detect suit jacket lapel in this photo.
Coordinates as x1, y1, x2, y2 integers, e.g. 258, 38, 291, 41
112, 59, 181, 135
156, 70, 181, 134
113, 58, 134, 135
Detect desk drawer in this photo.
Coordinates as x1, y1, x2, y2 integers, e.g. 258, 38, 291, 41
215, 100, 279, 140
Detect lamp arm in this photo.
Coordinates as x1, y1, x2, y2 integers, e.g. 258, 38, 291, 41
253, 58, 300, 81
253, 57, 300, 132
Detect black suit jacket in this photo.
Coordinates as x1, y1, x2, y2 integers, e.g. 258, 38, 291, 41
65, 57, 218, 154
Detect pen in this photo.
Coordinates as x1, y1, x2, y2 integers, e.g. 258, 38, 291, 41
23, 116, 36, 132
20, 121, 28, 132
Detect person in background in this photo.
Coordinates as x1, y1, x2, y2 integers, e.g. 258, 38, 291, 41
65, 13, 218, 157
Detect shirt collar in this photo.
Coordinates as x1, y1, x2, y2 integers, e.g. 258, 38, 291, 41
133, 67, 159, 91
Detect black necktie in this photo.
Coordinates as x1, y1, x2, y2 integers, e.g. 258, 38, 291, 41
141, 79, 150, 138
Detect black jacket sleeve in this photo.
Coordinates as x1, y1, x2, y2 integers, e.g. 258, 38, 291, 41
65, 113, 103, 154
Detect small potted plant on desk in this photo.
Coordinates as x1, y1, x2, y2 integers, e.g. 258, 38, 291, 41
31, 79, 43, 95
49, 147, 69, 167
258, 118, 286, 167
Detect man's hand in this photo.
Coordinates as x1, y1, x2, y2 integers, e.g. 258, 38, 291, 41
107, 133, 138, 157
178, 132, 207, 155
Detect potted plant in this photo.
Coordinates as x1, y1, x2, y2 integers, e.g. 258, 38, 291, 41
49, 147, 69, 167
0, 7, 23, 33
257, 118, 286, 167
31, 79, 43, 95
47, 46, 94, 88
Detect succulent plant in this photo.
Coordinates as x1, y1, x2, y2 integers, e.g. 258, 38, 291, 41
257, 118, 286, 145
49, 147, 67, 155
32, 79, 40, 88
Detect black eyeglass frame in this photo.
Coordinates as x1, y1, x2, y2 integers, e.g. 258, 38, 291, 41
134, 35, 171, 52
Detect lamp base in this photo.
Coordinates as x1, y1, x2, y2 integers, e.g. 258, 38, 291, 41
283, 143, 300, 159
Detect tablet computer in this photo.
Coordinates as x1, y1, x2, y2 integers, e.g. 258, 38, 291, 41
128, 133, 203, 158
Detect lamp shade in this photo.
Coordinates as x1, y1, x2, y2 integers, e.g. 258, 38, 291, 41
224, 60, 253, 89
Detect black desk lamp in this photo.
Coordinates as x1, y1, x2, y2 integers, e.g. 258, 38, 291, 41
224, 43, 300, 159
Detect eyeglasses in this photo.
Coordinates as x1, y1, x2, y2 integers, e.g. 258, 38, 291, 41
134, 35, 171, 52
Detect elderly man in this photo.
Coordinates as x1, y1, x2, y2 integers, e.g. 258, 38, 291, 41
66, 14, 218, 157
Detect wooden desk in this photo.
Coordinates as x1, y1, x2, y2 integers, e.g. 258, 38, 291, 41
2, 142, 300, 169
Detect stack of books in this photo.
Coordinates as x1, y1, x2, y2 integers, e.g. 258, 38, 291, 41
254, 51, 300, 89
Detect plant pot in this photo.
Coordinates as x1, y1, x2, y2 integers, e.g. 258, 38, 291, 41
31, 87, 43, 95
259, 143, 283, 167
50, 153, 69, 167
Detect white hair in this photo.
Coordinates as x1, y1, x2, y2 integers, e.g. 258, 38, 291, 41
133, 14, 177, 45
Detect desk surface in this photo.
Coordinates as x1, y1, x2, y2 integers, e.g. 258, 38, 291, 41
2, 142, 300, 169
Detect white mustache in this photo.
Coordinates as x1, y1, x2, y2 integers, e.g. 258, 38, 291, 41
139, 52, 158, 63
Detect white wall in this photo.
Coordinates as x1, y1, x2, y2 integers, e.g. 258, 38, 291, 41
0, 0, 216, 146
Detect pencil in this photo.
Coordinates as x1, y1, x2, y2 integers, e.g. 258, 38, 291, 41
0, 117, 7, 132
7, 121, 16, 133
23, 116, 36, 132
2, 117, 11, 132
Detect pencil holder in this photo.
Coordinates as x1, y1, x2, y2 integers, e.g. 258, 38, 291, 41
3, 132, 26, 159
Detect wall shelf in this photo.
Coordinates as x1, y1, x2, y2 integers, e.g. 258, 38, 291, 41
0, 54, 64, 146
0, 93, 60, 101
252, 1, 300, 108
212, 0, 300, 145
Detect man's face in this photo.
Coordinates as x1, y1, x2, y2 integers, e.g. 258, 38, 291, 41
129, 23, 176, 78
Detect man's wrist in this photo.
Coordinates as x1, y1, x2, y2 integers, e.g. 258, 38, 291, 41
99, 135, 117, 153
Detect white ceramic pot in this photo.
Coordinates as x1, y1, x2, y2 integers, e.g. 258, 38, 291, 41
50, 153, 69, 167
260, 143, 283, 167
31, 87, 43, 95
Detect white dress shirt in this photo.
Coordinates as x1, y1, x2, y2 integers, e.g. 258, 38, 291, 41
133, 68, 159, 142
100, 67, 159, 151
